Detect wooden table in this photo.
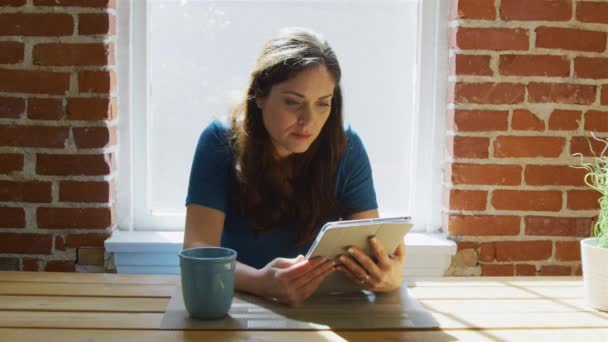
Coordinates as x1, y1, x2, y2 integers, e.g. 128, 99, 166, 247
0, 272, 607, 341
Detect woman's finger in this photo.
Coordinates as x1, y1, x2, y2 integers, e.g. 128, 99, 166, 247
338, 252, 380, 283
291, 259, 335, 288
369, 237, 391, 269
335, 265, 372, 289
278, 257, 326, 280
344, 247, 382, 282
299, 263, 336, 298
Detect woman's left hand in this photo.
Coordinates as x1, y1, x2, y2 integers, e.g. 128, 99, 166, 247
335, 237, 405, 292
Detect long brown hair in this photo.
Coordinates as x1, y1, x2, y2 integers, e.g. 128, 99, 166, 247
230, 27, 347, 243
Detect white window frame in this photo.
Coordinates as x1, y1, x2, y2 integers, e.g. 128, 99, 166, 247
116, 0, 448, 233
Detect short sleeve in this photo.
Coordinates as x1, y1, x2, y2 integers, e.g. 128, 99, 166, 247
336, 128, 378, 213
185, 120, 232, 212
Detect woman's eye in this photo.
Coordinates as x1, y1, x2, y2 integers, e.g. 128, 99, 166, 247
285, 99, 301, 106
318, 103, 330, 107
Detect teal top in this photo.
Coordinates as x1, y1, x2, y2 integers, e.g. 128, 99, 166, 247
186, 120, 377, 269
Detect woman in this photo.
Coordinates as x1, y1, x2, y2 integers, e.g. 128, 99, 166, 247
184, 27, 405, 306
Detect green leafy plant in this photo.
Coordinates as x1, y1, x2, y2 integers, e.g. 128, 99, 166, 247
572, 133, 608, 249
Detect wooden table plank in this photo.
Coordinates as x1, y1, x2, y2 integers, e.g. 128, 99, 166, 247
0, 282, 174, 297
419, 298, 598, 313
410, 285, 583, 299
412, 276, 582, 286
2, 309, 607, 330
0, 311, 163, 329
0, 271, 178, 285
0, 295, 168, 312
2, 328, 608, 342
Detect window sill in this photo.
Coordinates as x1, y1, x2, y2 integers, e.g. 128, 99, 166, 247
105, 231, 456, 277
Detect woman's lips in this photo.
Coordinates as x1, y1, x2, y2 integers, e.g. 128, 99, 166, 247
292, 132, 312, 140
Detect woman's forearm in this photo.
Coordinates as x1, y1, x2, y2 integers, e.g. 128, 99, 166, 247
234, 262, 264, 296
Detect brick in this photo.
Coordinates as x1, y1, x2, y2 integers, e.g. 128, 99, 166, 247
584, 111, 608, 132
524, 165, 587, 186
548, 110, 581, 130
525, 216, 593, 237
34, 0, 115, 8
0, 125, 69, 148
45, 260, 75, 272
492, 190, 562, 211
54, 235, 65, 251
77, 247, 105, 265
22, 258, 39, 271
37, 207, 114, 229
556, 241, 582, 261
66, 233, 111, 247
60, 181, 111, 203
78, 70, 115, 94
453, 110, 509, 131
455, 82, 525, 104
570, 136, 608, 156
0, 207, 25, 228
456, 28, 529, 50
34, 43, 114, 66
0, 96, 25, 118
0, 41, 23, 64
451, 163, 522, 185
539, 265, 571, 275
499, 55, 569, 77
0, 69, 70, 95
37, 154, 114, 176
536, 27, 606, 52
575, 265, 583, 276
577, 1, 608, 24
567, 190, 601, 210
0, 153, 23, 174
457, 241, 480, 251
495, 241, 552, 261
528, 83, 596, 105
452, 136, 489, 158
0, 181, 52, 203
448, 215, 520, 236
449, 189, 487, 210
0, 13, 72, 36
516, 264, 537, 276
67, 98, 116, 121
512, 109, 545, 131
79, 13, 115, 35
602, 85, 608, 105
575, 57, 608, 79
452, 55, 493, 76
0, 233, 52, 254
451, 0, 496, 19
73, 126, 116, 148
501, 0, 572, 21
0, 257, 20, 271
481, 264, 514, 276
479, 243, 495, 262
494, 136, 565, 158
0, 0, 26, 5
28, 98, 64, 120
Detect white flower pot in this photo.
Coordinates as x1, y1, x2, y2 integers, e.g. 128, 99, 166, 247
580, 238, 608, 312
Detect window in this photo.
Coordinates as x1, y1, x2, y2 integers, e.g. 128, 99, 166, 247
117, 0, 448, 232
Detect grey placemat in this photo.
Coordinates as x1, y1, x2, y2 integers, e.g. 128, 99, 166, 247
160, 283, 439, 330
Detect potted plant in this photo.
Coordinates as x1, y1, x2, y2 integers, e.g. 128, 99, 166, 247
573, 132, 608, 312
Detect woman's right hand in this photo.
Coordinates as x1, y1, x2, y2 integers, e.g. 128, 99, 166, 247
255, 255, 335, 306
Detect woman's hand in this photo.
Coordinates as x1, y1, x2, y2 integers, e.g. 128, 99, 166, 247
335, 237, 405, 292
255, 255, 335, 306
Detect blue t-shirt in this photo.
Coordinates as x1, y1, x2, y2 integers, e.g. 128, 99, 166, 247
186, 120, 377, 269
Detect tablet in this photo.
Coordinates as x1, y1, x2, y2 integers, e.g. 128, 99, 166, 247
305, 216, 413, 294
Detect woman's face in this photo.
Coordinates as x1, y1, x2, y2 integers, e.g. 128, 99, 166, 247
256, 65, 335, 158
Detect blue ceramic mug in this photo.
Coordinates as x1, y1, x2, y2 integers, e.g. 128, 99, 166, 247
179, 247, 237, 319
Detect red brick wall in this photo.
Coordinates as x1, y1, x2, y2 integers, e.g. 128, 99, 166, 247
0, 0, 116, 272
447, 0, 608, 276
